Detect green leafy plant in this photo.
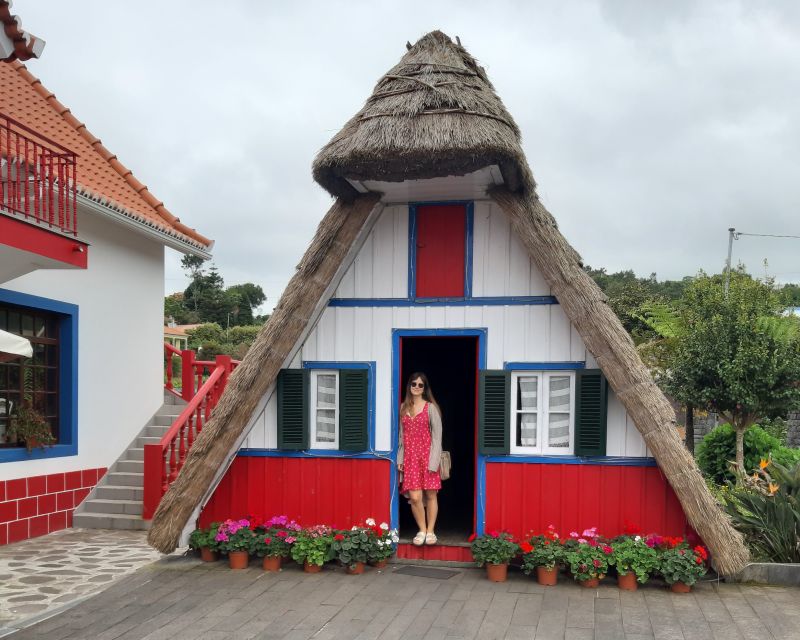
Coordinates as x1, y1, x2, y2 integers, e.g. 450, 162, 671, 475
188, 523, 220, 551
697, 424, 787, 484
659, 545, 708, 586
252, 529, 294, 559
364, 520, 399, 563
564, 542, 613, 581
609, 537, 659, 583
290, 526, 334, 567
7, 401, 56, 453
723, 459, 800, 562
332, 528, 373, 569
469, 531, 518, 566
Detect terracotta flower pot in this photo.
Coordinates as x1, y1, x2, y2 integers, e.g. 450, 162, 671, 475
228, 551, 249, 570
486, 563, 508, 582
262, 556, 281, 572
199, 547, 217, 563
670, 581, 692, 593
536, 566, 558, 586
303, 560, 322, 573
578, 576, 600, 588
346, 562, 365, 575
617, 572, 638, 591
370, 559, 389, 569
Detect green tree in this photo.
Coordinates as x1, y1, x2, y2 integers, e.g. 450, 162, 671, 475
653, 271, 800, 470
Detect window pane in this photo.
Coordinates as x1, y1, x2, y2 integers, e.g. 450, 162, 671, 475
316, 374, 336, 409
517, 413, 537, 447
315, 409, 336, 442
21, 314, 34, 337
518, 376, 538, 410
34, 316, 46, 337
548, 413, 570, 448
549, 376, 570, 411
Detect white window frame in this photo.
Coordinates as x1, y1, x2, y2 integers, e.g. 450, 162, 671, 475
310, 370, 339, 449
510, 371, 575, 455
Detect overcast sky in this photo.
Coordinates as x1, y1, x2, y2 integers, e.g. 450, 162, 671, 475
19, 1, 800, 312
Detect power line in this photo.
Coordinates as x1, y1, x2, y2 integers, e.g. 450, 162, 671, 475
734, 232, 800, 240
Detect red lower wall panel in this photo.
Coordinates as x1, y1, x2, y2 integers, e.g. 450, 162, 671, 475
396, 543, 472, 562
0, 467, 106, 545
200, 456, 392, 528
485, 463, 687, 539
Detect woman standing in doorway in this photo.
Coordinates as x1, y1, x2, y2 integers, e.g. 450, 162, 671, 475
397, 372, 443, 546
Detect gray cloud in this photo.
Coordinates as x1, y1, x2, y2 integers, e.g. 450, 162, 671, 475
21, 1, 800, 310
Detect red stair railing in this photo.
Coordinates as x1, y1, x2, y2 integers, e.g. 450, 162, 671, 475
144, 345, 238, 519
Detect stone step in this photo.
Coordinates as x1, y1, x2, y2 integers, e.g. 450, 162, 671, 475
82, 498, 143, 516
116, 459, 143, 474
156, 403, 185, 416
73, 512, 150, 531
95, 485, 143, 501
138, 436, 161, 447
144, 425, 171, 437
106, 471, 143, 487
126, 447, 144, 462
152, 414, 179, 427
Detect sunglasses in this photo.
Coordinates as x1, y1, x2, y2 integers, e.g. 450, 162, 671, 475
410, 382, 425, 388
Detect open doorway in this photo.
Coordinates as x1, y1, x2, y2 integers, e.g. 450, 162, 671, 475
399, 335, 477, 542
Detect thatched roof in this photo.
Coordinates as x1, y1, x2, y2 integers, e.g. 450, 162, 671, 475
149, 31, 749, 575
313, 30, 531, 201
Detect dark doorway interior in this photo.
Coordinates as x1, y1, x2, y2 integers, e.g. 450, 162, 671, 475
399, 336, 477, 541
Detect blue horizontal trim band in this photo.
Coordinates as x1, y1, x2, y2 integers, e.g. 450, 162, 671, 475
237, 449, 392, 460
483, 455, 657, 467
328, 296, 558, 308
504, 362, 586, 370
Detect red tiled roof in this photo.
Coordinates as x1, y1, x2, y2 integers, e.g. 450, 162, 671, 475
0, 61, 212, 250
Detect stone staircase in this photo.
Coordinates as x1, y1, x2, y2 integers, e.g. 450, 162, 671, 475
73, 392, 186, 531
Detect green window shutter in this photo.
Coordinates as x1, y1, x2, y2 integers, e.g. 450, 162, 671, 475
339, 369, 368, 451
277, 369, 309, 450
574, 369, 608, 456
479, 370, 510, 455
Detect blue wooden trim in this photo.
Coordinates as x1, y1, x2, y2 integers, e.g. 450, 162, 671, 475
0, 288, 78, 462
504, 361, 586, 370
391, 328, 488, 534
302, 361, 377, 451
407, 204, 417, 300
328, 296, 559, 307
464, 202, 474, 299
483, 455, 658, 467
237, 449, 392, 459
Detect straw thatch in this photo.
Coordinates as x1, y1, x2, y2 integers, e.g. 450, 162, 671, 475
148, 30, 749, 574
147, 193, 380, 554
313, 30, 530, 201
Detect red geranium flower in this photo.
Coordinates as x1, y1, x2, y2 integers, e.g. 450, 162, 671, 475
264, 537, 271, 544
602, 545, 613, 555
519, 542, 533, 554
276, 530, 288, 538
623, 521, 641, 535
592, 559, 601, 568
334, 534, 345, 541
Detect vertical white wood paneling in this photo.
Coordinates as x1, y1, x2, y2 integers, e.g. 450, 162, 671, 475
472, 202, 490, 297
524, 305, 549, 361
353, 232, 374, 297
302, 323, 318, 362
484, 306, 505, 368
334, 307, 355, 360
606, 392, 626, 456
444, 305, 466, 328
508, 228, 531, 296
391, 206, 408, 298
315, 308, 336, 360
503, 306, 526, 365
548, 306, 572, 361
570, 324, 587, 362
624, 413, 648, 457
353, 307, 372, 360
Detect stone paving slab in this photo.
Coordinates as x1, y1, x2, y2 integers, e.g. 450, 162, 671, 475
0, 528, 164, 636
5, 554, 800, 639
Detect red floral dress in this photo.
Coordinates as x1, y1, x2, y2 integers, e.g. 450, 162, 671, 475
401, 403, 441, 492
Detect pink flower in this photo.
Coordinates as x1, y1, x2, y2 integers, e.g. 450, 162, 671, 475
570, 531, 579, 538
578, 538, 588, 544
602, 545, 613, 555
582, 527, 598, 538
285, 536, 296, 544
592, 559, 601, 568
264, 537, 272, 544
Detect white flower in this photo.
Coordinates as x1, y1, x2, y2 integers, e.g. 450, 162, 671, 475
352, 525, 358, 530
380, 522, 389, 530
365, 518, 376, 526
634, 536, 642, 542
390, 533, 399, 543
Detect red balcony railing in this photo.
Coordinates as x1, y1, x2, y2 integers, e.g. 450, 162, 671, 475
143, 344, 240, 519
1, 112, 78, 236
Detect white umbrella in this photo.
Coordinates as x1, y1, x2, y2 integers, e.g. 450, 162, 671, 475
0, 329, 33, 362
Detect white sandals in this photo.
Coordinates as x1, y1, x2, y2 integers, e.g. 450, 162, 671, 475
413, 531, 426, 546
425, 532, 437, 545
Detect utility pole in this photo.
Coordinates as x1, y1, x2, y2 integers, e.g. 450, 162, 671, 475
724, 227, 736, 298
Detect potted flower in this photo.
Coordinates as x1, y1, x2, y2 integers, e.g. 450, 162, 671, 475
188, 522, 220, 562
565, 540, 613, 588
7, 402, 56, 453
262, 515, 302, 564
215, 519, 256, 569
659, 542, 708, 592
290, 525, 334, 573
469, 531, 519, 582
253, 529, 295, 572
332, 526, 373, 574
367, 520, 399, 568
521, 526, 563, 586
609, 536, 658, 590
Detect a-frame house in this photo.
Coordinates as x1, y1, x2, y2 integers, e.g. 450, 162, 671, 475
149, 31, 747, 574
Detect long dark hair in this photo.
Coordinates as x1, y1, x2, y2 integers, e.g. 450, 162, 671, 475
400, 371, 441, 419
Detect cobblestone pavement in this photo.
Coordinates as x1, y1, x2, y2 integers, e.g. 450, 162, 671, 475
0, 529, 163, 635
6, 554, 800, 640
